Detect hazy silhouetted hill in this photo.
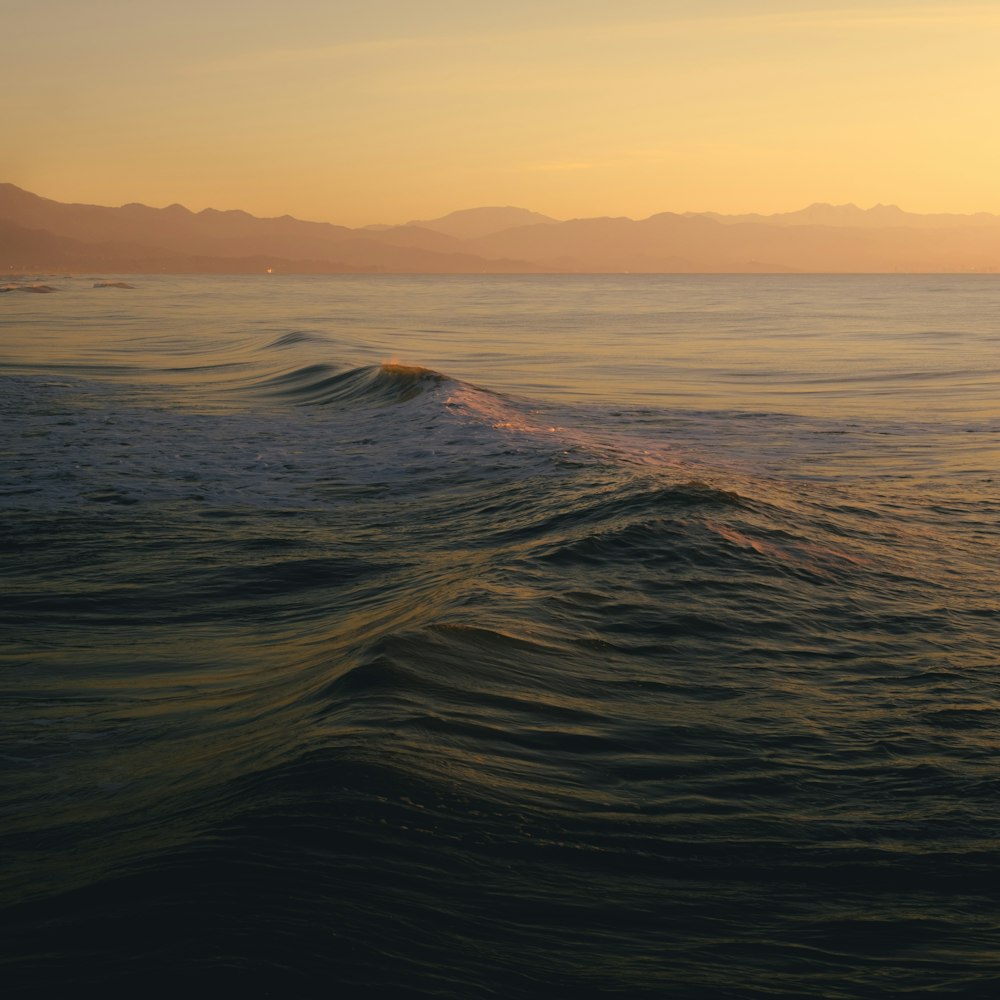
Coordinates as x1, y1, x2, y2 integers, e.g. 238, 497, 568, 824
469, 210, 1000, 272
406, 206, 558, 240
3, 184, 1000, 273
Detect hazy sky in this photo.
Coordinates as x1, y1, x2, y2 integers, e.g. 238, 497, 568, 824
3, 1, 998, 225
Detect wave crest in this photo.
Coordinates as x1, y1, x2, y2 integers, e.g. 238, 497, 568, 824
253, 362, 450, 407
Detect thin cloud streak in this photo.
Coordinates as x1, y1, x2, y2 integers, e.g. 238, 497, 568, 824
523, 162, 600, 173
188, 4, 1000, 79
186, 35, 458, 76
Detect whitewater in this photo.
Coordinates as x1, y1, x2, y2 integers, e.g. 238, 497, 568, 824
2, 274, 999, 998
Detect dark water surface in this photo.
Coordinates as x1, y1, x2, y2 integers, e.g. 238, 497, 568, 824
2, 275, 999, 997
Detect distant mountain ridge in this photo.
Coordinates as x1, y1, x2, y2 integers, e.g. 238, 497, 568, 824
0, 184, 538, 274
690, 202, 1000, 229
3, 184, 1000, 274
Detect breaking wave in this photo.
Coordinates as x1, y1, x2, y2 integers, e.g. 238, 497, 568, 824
249, 361, 450, 406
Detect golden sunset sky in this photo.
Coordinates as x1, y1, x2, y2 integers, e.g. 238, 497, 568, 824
4, 1, 998, 226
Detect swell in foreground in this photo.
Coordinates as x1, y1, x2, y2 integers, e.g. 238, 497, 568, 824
2, 276, 999, 998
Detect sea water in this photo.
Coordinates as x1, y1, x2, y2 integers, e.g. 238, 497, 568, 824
2, 275, 999, 997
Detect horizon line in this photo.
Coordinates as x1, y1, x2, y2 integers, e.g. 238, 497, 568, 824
6, 182, 1000, 230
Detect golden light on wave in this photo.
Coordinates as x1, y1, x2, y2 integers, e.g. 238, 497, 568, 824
380, 361, 437, 378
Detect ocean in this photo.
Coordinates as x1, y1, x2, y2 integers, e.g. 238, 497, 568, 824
2, 274, 999, 998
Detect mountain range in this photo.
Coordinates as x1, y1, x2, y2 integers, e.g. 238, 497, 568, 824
4, 184, 1000, 275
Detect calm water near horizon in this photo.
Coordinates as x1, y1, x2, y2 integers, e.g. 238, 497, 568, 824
2, 274, 999, 997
